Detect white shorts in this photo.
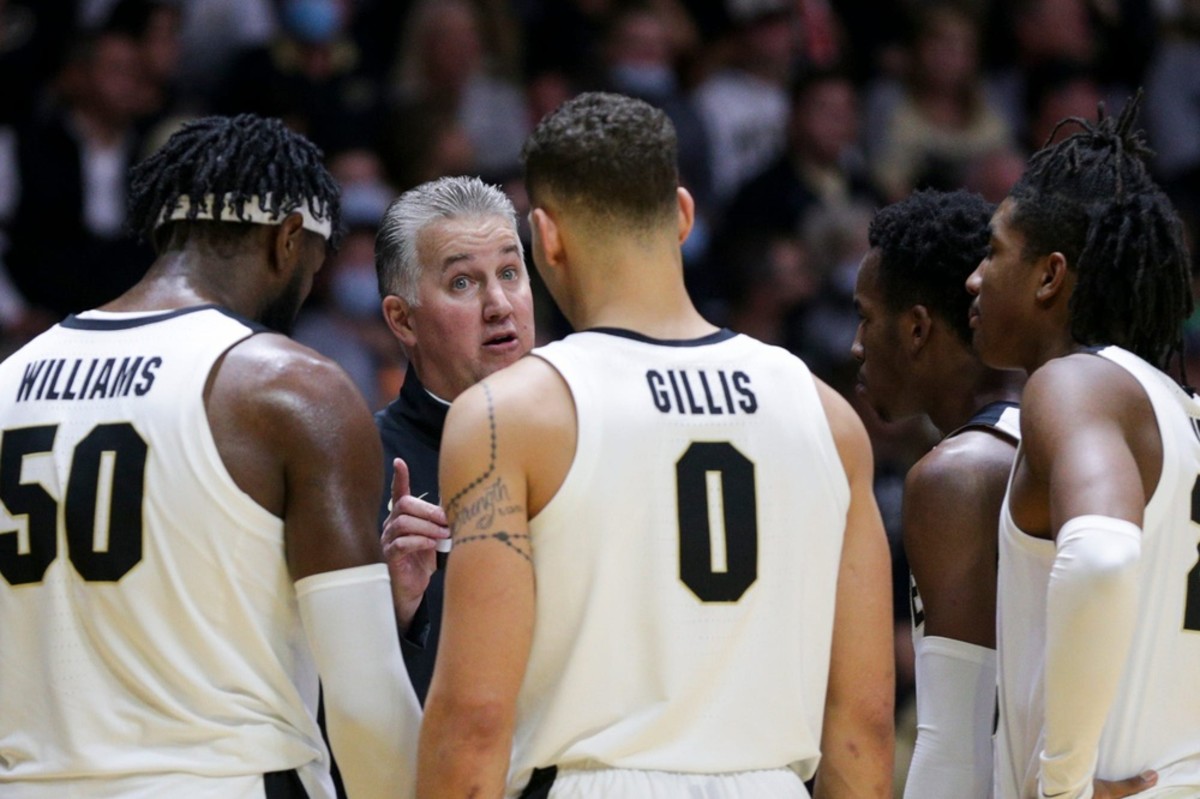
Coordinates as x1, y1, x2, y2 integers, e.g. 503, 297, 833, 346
0, 769, 329, 799
513, 766, 809, 799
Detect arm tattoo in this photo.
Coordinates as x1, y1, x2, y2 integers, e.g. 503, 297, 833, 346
444, 381, 497, 518
453, 530, 532, 563
445, 382, 533, 564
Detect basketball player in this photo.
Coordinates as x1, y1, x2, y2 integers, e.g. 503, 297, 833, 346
374, 175, 536, 701
418, 93, 895, 797
968, 98, 1200, 797
851, 188, 1019, 798
0, 114, 419, 799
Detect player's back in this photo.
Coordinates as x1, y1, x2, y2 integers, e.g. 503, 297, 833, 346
0, 306, 332, 799
512, 328, 849, 794
995, 345, 1200, 797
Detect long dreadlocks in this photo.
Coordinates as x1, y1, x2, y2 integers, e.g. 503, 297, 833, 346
128, 114, 343, 252
1008, 93, 1193, 377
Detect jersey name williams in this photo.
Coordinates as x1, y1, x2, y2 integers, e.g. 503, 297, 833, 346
645, 368, 758, 415
16, 356, 163, 402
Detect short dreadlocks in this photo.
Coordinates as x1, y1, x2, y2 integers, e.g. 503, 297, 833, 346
128, 114, 342, 252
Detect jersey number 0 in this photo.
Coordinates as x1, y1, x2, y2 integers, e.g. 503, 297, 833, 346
0, 423, 147, 585
676, 441, 758, 603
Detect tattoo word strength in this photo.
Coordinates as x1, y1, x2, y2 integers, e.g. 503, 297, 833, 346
444, 382, 530, 563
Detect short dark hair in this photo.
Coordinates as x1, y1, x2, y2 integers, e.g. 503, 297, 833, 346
521, 92, 678, 229
1007, 94, 1193, 371
128, 114, 342, 252
869, 188, 993, 344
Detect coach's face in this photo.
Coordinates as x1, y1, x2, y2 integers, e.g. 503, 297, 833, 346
850, 248, 913, 422
388, 214, 534, 400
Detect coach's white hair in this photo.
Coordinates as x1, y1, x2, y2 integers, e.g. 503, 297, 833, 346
375, 175, 523, 306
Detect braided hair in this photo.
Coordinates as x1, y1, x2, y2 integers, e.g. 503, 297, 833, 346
869, 188, 994, 345
1008, 93, 1193, 374
128, 114, 342, 251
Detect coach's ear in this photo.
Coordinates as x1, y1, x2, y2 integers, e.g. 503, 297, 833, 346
382, 294, 416, 351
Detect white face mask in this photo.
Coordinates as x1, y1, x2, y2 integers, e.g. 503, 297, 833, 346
331, 263, 381, 319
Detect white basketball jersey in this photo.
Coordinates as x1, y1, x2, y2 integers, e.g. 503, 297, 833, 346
995, 346, 1200, 798
0, 306, 334, 799
509, 328, 850, 795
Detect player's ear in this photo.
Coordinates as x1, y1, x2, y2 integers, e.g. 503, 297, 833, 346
530, 207, 564, 271
1036, 251, 1070, 304
270, 212, 307, 276
908, 304, 932, 353
676, 187, 695, 245
382, 294, 417, 349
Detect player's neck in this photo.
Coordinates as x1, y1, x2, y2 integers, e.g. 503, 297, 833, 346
572, 271, 715, 340
925, 349, 1019, 436
102, 250, 257, 317
562, 242, 717, 339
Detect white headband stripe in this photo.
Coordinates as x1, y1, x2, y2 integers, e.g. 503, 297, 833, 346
156, 193, 333, 240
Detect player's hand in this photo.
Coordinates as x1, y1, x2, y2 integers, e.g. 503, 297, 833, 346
1092, 770, 1158, 799
381, 458, 449, 632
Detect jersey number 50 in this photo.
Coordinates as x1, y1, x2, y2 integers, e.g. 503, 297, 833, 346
0, 423, 147, 586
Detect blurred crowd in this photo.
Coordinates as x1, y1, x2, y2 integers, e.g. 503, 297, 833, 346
1, 0, 1199, 784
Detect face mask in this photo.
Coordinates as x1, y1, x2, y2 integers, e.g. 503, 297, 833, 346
332, 264, 381, 319
282, 0, 343, 45
610, 63, 677, 98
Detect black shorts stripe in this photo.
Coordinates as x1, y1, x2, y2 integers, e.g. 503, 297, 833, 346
264, 769, 309, 799
517, 766, 558, 799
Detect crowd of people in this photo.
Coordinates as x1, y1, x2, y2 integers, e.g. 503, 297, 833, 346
2, 0, 1200, 798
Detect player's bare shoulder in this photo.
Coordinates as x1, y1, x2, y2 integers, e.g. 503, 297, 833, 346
908, 428, 1016, 509
445, 354, 576, 518
205, 331, 381, 516
1020, 352, 1156, 466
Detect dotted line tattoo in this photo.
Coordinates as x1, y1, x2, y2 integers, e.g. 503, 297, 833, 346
445, 381, 497, 517
454, 531, 532, 563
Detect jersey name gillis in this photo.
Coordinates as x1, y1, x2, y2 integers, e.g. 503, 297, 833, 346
645, 368, 758, 415
16, 356, 163, 402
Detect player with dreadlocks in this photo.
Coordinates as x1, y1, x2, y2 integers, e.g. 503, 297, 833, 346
0, 114, 420, 799
968, 95, 1200, 799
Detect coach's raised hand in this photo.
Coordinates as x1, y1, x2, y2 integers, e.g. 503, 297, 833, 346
382, 457, 449, 632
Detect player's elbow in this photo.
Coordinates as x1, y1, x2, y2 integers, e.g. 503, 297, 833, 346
1054, 520, 1141, 593
424, 690, 514, 753
824, 693, 895, 763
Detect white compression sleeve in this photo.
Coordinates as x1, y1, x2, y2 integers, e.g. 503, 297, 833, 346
1039, 515, 1142, 799
296, 564, 422, 799
903, 636, 996, 799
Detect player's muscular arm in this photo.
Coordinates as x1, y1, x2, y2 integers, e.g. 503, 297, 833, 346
902, 434, 1013, 799
208, 334, 421, 799
1019, 356, 1158, 532
813, 379, 895, 799
206, 333, 385, 577
1019, 356, 1160, 799
419, 360, 575, 799
904, 434, 1012, 647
